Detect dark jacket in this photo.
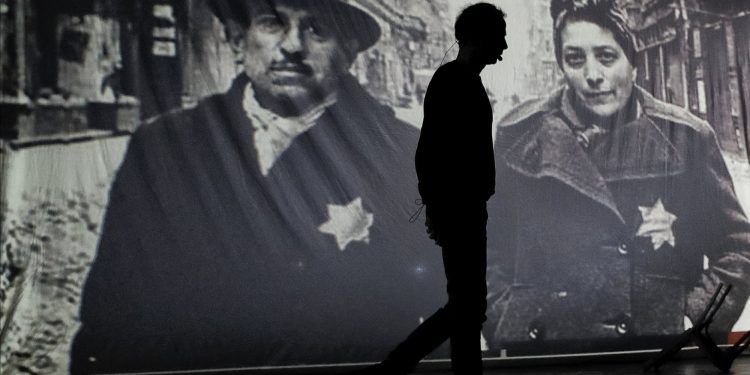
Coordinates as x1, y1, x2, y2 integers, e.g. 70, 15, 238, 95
71, 74, 444, 373
415, 61, 495, 207
487, 86, 750, 353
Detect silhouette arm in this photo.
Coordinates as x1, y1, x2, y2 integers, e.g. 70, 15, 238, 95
417, 71, 467, 205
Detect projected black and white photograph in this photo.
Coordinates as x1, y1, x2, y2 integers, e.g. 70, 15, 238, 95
1, 0, 749, 374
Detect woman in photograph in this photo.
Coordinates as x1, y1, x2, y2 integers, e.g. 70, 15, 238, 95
487, 0, 750, 353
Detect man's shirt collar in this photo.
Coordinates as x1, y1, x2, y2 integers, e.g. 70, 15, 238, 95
242, 82, 337, 176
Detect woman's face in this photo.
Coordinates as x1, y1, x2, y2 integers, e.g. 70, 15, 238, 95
560, 20, 635, 118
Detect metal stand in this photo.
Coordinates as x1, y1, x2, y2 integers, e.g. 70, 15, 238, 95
644, 283, 750, 372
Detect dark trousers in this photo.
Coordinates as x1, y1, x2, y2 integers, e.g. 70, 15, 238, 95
383, 203, 488, 374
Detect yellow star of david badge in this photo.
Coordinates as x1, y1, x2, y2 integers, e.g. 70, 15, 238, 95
318, 197, 374, 251
636, 198, 677, 251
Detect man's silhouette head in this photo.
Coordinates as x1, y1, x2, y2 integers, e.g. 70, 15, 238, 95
455, 3, 508, 65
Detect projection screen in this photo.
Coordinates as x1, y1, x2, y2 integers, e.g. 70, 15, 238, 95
1, 0, 749, 373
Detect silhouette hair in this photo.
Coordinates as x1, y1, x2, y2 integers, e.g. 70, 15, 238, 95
550, 0, 637, 66
454, 3, 506, 47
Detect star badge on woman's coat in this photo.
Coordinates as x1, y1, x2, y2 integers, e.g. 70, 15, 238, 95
318, 197, 374, 251
636, 198, 677, 250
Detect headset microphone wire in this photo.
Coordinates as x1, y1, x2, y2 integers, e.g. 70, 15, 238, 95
439, 40, 458, 67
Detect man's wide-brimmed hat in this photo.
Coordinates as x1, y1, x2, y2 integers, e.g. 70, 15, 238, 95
208, 0, 381, 52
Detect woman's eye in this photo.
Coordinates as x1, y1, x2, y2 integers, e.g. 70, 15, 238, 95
564, 53, 585, 68
597, 51, 619, 65
255, 16, 285, 33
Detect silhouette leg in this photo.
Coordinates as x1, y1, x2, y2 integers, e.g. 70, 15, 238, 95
441, 207, 487, 374
377, 205, 488, 375
378, 307, 451, 373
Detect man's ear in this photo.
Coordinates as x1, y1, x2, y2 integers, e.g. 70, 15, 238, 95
632, 67, 638, 82
224, 19, 247, 58
341, 39, 361, 65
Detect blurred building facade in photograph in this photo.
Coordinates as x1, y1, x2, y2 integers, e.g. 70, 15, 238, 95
622, 0, 749, 160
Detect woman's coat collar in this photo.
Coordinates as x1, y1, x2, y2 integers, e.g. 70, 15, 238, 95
499, 86, 689, 224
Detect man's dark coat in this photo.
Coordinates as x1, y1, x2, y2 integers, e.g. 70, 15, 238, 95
71, 74, 444, 373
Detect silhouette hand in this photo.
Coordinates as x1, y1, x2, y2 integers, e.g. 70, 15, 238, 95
425, 215, 442, 246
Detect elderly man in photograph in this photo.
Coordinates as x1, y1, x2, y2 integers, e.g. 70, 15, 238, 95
70, 0, 444, 373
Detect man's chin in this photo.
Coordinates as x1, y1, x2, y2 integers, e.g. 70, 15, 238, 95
253, 77, 337, 111
268, 85, 311, 101
271, 75, 310, 86
263, 86, 336, 114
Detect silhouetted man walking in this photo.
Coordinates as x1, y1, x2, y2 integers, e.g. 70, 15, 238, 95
357, 3, 507, 374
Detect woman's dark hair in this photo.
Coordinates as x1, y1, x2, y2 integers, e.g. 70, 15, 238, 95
551, 0, 637, 66
455, 3, 506, 47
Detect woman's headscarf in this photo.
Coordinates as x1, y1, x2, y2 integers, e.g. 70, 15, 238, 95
551, 0, 638, 66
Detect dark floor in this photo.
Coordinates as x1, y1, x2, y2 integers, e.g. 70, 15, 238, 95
420, 356, 750, 374
158, 354, 749, 375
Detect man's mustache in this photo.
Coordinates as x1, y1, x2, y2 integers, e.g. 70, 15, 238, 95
269, 60, 314, 75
